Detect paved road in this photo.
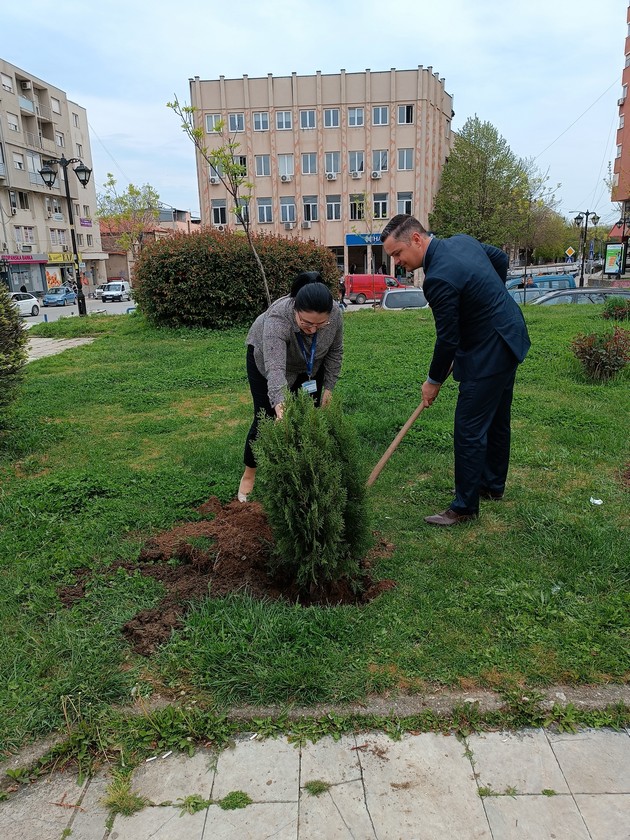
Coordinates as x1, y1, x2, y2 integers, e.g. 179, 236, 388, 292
22, 296, 136, 326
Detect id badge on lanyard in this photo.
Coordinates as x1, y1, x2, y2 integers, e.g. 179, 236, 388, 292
297, 332, 317, 394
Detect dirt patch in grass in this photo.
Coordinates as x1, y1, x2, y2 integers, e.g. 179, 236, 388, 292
58, 496, 396, 656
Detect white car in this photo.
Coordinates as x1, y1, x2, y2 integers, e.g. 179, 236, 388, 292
101, 281, 132, 302
10, 292, 40, 317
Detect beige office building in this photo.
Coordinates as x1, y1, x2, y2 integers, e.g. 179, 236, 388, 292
189, 67, 454, 273
0, 58, 106, 294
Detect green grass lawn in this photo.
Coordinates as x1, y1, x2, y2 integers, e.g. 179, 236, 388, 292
0, 307, 628, 752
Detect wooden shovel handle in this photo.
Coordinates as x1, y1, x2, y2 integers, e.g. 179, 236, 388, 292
366, 402, 426, 487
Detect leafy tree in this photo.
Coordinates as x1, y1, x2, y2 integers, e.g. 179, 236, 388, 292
0, 284, 28, 431
429, 116, 528, 247
168, 96, 272, 307
97, 174, 160, 255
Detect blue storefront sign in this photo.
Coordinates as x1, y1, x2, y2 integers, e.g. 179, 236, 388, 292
345, 233, 381, 245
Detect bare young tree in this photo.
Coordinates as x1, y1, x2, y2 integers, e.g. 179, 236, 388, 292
168, 96, 271, 306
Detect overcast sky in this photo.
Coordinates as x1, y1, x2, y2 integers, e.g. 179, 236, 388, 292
3, 0, 626, 226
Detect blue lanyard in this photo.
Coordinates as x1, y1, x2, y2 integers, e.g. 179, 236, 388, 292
296, 331, 317, 378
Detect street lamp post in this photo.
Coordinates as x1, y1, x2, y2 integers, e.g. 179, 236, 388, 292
572, 210, 600, 288
39, 155, 92, 316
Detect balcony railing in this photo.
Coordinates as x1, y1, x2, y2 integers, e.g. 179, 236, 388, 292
18, 94, 35, 114
35, 102, 52, 122
29, 171, 47, 187
24, 130, 43, 149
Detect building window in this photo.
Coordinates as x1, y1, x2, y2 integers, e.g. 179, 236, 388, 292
235, 200, 249, 225
398, 104, 414, 124
1, 72, 13, 92
301, 153, 317, 175
49, 228, 66, 245
209, 162, 225, 180
373, 106, 389, 126
7, 112, 19, 131
276, 110, 292, 130
324, 108, 339, 128
74, 203, 81, 217
617, 144, 622, 158
326, 194, 341, 221
255, 154, 271, 177
12, 152, 24, 170
253, 111, 269, 131
397, 191, 413, 215
278, 154, 294, 177
17, 191, 29, 210
233, 155, 247, 175
76, 143, 83, 158
398, 148, 414, 170
349, 151, 364, 173
83, 204, 90, 217
211, 199, 227, 225
349, 194, 365, 221
373, 193, 388, 219
73, 112, 80, 127
280, 196, 296, 223
77, 234, 84, 246
257, 197, 273, 223
325, 151, 340, 174
348, 107, 364, 127
205, 113, 222, 132
16, 226, 36, 244
620, 115, 625, 129
51, 97, 61, 114
300, 110, 315, 130
228, 112, 244, 132
55, 131, 65, 148
372, 150, 388, 172
86, 234, 93, 246
303, 195, 318, 222
46, 197, 62, 215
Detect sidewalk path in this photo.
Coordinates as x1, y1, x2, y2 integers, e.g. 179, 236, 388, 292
0, 727, 628, 839
26, 336, 95, 362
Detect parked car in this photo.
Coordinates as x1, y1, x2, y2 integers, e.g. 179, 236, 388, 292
10, 292, 40, 317
508, 288, 547, 304
43, 286, 77, 307
94, 283, 108, 299
505, 274, 576, 291
380, 288, 429, 309
530, 288, 630, 306
101, 281, 132, 302
345, 273, 406, 305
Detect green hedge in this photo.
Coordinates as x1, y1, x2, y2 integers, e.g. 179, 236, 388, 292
0, 285, 28, 430
132, 229, 339, 329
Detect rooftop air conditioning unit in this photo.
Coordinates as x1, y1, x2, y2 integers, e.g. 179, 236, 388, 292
301, 220, 312, 229
284, 222, 295, 230
280, 174, 292, 183
351, 171, 361, 180
209, 176, 220, 184
371, 170, 382, 179
326, 172, 337, 181
11, 207, 17, 215
20, 80, 32, 91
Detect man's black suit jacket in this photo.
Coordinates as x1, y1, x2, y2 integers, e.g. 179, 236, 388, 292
422, 234, 531, 383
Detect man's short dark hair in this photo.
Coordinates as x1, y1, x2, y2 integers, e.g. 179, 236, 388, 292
380, 214, 427, 243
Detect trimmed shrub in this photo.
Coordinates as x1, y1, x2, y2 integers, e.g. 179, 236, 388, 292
0, 285, 28, 430
571, 325, 630, 382
132, 229, 339, 329
602, 296, 630, 322
253, 391, 371, 595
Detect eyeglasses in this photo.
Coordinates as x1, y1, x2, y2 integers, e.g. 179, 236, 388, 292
296, 312, 330, 330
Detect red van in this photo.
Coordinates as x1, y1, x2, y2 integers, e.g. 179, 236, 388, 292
345, 274, 405, 304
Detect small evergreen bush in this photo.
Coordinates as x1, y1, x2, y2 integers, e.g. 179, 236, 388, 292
602, 296, 630, 322
0, 285, 28, 430
132, 229, 338, 329
253, 391, 371, 594
570, 325, 630, 382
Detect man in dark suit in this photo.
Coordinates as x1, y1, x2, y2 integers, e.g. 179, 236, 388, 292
381, 214, 531, 526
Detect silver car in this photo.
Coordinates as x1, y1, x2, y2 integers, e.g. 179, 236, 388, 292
530, 288, 630, 305
380, 288, 429, 309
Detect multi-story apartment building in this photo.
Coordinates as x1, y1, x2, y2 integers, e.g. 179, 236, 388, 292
612, 2, 630, 272
190, 67, 454, 274
0, 58, 106, 294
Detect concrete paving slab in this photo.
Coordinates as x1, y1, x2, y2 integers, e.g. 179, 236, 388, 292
574, 793, 630, 840
211, 736, 300, 802
483, 794, 591, 839
131, 748, 216, 803
358, 732, 491, 839
109, 804, 205, 839
66, 770, 111, 839
201, 801, 297, 839
467, 729, 569, 794
26, 336, 95, 362
298, 779, 376, 839
548, 729, 630, 793
0, 771, 86, 840
300, 733, 363, 785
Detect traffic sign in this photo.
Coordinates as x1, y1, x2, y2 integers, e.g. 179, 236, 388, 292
565, 247, 575, 257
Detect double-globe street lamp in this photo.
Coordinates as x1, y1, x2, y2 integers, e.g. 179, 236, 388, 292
573, 210, 600, 288
39, 155, 92, 316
